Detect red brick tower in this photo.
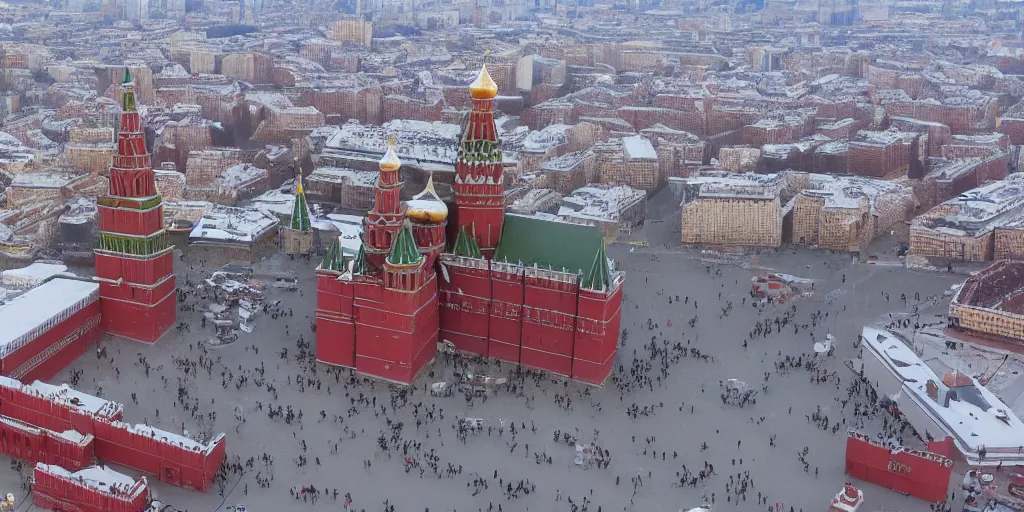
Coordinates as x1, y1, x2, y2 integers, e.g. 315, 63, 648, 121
363, 137, 405, 269
94, 69, 176, 343
356, 219, 438, 383
454, 57, 505, 259
315, 147, 439, 385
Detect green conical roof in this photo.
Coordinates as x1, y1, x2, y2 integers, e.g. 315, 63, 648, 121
290, 176, 311, 231
320, 238, 343, 272
352, 244, 368, 275
451, 225, 482, 258
581, 243, 612, 291
121, 68, 137, 112
387, 221, 422, 267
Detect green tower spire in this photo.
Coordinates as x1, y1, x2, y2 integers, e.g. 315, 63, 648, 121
387, 221, 423, 267
121, 67, 137, 112
290, 175, 311, 231
320, 238, 343, 272
581, 243, 612, 291
352, 244, 368, 275
451, 225, 482, 258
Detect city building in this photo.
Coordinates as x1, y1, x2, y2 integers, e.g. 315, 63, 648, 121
910, 174, 1024, 262
315, 63, 624, 385
679, 172, 785, 247
948, 260, 1024, 344
188, 205, 280, 264
93, 70, 177, 344
557, 185, 647, 242
788, 173, 917, 252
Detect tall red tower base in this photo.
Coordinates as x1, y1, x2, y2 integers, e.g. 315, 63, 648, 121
94, 69, 176, 344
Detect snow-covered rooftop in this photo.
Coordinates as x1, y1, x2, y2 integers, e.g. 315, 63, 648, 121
520, 124, 570, 153
1, 262, 69, 288
9, 172, 78, 189
213, 164, 268, 190
622, 136, 657, 160
0, 375, 121, 418
311, 214, 364, 257
125, 424, 222, 454
306, 167, 378, 187
189, 206, 279, 244
557, 185, 646, 222
0, 278, 98, 358
248, 188, 296, 218
803, 173, 914, 213
36, 463, 146, 496
684, 172, 783, 200
914, 174, 1024, 234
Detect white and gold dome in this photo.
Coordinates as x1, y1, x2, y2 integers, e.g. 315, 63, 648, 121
406, 173, 448, 224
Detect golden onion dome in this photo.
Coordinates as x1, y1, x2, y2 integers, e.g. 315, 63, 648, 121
406, 173, 448, 224
379, 136, 401, 172
469, 61, 498, 100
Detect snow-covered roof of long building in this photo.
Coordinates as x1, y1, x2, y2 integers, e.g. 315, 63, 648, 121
190, 206, 279, 243
557, 185, 646, 222
36, 463, 145, 496
0, 375, 121, 418
0, 278, 99, 358
802, 173, 913, 213
622, 135, 657, 160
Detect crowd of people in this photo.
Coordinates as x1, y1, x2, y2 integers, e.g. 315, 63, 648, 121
27, 252, 972, 512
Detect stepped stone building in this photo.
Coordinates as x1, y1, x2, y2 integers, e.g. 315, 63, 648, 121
680, 172, 784, 247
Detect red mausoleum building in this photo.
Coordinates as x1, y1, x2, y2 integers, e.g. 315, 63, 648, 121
94, 69, 176, 344
316, 60, 625, 385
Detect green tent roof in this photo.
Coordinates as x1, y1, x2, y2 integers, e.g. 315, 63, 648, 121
387, 221, 422, 267
493, 214, 604, 276
320, 238, 343, 272
352, 243, 368, 275
121, 68, 137, 112
451, 225, 482, 258
290, 181, 311, 231
581, 242, 613, 291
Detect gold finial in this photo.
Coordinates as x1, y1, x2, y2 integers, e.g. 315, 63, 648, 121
469, 50, 499, 100
379, 135, 402, 172
296, 172, 304, 195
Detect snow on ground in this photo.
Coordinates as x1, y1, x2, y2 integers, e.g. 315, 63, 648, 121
0, 188, 978, 512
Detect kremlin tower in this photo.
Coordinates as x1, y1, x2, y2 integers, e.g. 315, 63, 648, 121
315, 56, 624, 386
453, 53, 505, 259
316, 145, 440, 384
362, 137, 406, 270
281, 174, 313, 256
94, 69, 176, 343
